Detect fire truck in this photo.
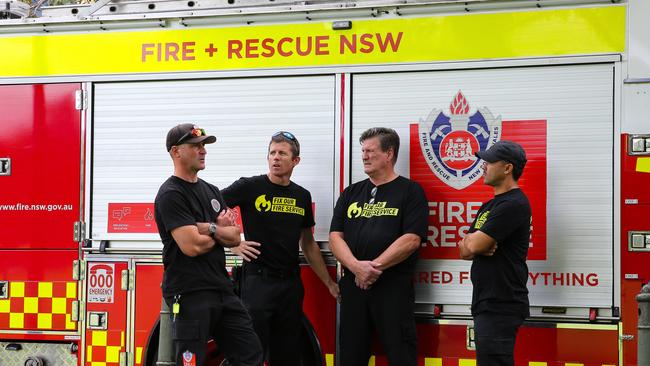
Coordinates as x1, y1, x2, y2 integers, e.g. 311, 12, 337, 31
1, 0, 649, 365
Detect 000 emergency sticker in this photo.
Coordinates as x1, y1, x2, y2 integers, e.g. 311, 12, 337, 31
87, 263, 115, 303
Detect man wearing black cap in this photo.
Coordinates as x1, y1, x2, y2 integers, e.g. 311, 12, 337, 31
154, 123, 263, 366
221, 131, 339, 366
458, 140, 531, 366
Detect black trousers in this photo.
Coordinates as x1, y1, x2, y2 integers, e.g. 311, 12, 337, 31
240, 265, 304, 366
166, 290, 263, 366
473, 312, 525, 366
338, 273, 417, 366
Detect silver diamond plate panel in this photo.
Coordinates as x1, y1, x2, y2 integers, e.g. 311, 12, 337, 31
0, 341, 78, 366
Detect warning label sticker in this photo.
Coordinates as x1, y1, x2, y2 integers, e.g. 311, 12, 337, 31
87, 263, 115, 303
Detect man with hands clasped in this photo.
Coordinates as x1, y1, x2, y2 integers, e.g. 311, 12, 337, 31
329, 127, 428, 366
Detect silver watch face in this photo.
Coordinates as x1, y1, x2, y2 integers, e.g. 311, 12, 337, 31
209, 223, 217, 234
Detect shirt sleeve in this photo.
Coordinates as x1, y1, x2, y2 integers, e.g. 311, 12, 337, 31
401, 181, 429, 242
478, 199, 528, 243
156, 190, 197, 233
221, 177, 247, 208
329, 188, 349, 233
303, 190, 316, 228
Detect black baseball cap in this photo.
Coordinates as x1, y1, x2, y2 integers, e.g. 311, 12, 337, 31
166, 123, 216, 151
475, 140, 527, 170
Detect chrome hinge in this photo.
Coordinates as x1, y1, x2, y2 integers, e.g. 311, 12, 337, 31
121, 269, 134, 291
72, 260, 86, 281
0, 157, 11, 176
621, 334, 635, 341
73, 221, 86, 242
0, 281, 7, 299
119, 351, 133, 366
71, 300, 83, 322
75, 89, 87, 110
466, 325, 476, 350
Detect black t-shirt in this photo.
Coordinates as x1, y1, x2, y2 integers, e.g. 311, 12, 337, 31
222, 175, 315, 272
329, 176, 428, 276
469, 188, 531, 317
154, 176, 232, 298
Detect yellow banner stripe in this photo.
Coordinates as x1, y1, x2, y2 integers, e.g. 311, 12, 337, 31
325, 354, 334, 366
10, 282, 24, 297
107, 346, 121, 363
0, 299, 9, 313
0, 6, 624, 78
23, 297, 39, 313
52, 297, 67, 314
67, 282, 77, 298
556, 323, 618, 330
93, 330, 108, 346
66, 314, 76, 330
424, 358, 442, 366
9, 313, 24, 328
37, 313, 52, 329
38, 282, 53, 297
459, 359, 477, 366
636, 157, 650, 173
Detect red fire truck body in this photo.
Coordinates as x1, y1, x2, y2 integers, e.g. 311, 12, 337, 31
1, 1, 649, 365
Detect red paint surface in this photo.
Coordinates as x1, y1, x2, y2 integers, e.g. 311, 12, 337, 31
410, 120, 548, 260
301, 265, 337, 361
134, 263, 164, 366
0, 83, 82, 250
620, 133, 650, 365
84, 261, 128, 366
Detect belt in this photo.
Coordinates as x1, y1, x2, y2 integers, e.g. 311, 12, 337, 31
244, 263, 299, 279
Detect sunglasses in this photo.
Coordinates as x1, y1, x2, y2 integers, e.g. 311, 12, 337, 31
369, 186, 377, 204
272, 131, 297, 142
176, 127, 207, 146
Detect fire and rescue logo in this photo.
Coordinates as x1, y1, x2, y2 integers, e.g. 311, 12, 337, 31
182, 350, 196, 366
418, 91, 502, 190
254, 194, 272, 212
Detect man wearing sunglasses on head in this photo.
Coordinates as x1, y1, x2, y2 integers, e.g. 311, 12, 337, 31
221, 131, 339, 366
329, 127, 428, 366
154, 123, 263, 366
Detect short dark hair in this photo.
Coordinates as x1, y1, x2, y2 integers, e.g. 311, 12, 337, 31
269, 132, 300, 157
512, 165, 524, 181
359, 127, 400, 164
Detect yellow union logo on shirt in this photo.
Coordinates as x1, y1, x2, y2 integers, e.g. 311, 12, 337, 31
346, 201, 399, 219
474, 210, 490, 229
254, 194, 304, 216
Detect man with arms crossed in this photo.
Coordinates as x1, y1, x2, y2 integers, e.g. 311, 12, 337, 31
222, 131, 339, 366
329, 127, 428, 366
459, 140, 531, 366
154, 123, 263, 366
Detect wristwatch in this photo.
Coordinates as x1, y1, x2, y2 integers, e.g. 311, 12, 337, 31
208, 223, 217, 238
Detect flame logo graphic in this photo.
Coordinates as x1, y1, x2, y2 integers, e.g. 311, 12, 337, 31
255, 194, 272, 212
347, 202, 362, 218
